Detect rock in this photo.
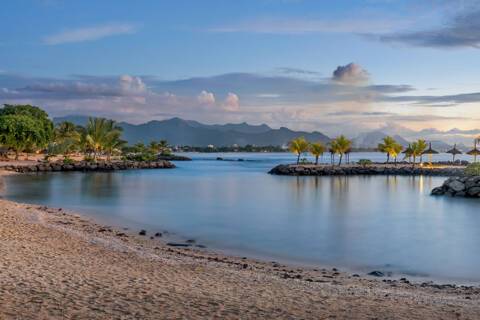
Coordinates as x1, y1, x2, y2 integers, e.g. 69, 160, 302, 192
185, 239, 196, 244
166, 242, 191, 247
431, 187, 445, 196
154, 232, 162, 237
368, 271, 385, 277
139, 230, 147, 236
448, 180, 465, 192
467, 186, 480, 196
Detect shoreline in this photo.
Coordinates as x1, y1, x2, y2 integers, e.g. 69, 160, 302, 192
1, 170, 480, 318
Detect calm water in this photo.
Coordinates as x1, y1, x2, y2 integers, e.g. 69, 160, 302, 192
3, 152, 480, 283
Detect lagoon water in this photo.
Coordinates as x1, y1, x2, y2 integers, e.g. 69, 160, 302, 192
3, 152, 480, 283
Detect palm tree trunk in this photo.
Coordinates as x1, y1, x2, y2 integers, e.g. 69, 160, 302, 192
338, 154, 343, 166
297, 153, 300, 165
315, 156, 319, 165
15, 150, 19, 160
386, 153, 390, 163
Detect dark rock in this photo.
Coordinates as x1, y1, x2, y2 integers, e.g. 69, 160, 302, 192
154, 232, 162, 237
139, 230, 147, 236
166, 242, 191, 247
431, 187, 445, 196
467, 186, 480, 196
185, 239, 196, 244
368, 271, 385, 277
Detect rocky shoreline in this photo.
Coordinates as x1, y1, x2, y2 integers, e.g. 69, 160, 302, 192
157, 154, 192, 161
1, 159, 175, 173
269, 164, 465, 176
431, 176, 480, 197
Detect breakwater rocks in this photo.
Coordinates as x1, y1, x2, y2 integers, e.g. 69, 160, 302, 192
431, 176, 480, 197
269, 164, 465, 177
2, 160, 175, 173
157, 154, 192, 161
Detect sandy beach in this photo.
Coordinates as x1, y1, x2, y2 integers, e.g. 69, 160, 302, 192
0, 171, 478, 319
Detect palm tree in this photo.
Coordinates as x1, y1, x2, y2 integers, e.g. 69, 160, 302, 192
330, 135, 352, 165
403, 143, 413, 163
83, 118, 124, 160
377, 136, 397, 163
53, 121, 81, 157
309, 142, 326, 165
391, 143, 403, 165
415, 139, 428, 163
289, 137, 310, 165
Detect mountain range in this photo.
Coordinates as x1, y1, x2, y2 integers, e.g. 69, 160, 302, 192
53, 115, 476, 151
53, 115, 330, 147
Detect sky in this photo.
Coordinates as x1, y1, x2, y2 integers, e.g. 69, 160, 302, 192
2, 0, 480, 140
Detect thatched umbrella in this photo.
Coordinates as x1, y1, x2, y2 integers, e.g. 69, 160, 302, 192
422, 143, 439, 166
467, 147, 480, 163
446, 144, 462, 162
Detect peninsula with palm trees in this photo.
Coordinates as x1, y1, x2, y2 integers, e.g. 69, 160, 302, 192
0, 104, 176, 172
269, 136, 469, 177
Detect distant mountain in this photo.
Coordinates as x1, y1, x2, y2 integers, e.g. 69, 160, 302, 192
429, 140, 453, 152
53, 115, 330, 146
353, 130, 409, 148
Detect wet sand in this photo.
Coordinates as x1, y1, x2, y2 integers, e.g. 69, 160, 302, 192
0, 171, 479, 319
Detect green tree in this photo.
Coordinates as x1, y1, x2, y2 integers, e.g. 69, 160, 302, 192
330, 135, 352, 165
289, 137, 310, 165
377, 136, 396, 163
83, 118, 124, 160
149, 140, 171, 155
415, 139, 428, 163
391, 143, 403, 165
0, 114, 43, 160
309, 142, 326, 165
52, 121, 81, 157
0, 104, 53, 149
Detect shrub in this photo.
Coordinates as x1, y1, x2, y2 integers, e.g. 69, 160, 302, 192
83, 155, 95, 163
358, 159, 373, 167
465, 163, 480, 176
123, 152, 157, 162
63, 157, 75, 165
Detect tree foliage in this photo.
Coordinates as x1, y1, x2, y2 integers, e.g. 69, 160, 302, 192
289, 137, 310, 164
330, 135, 352, 165
309, 142, 326, 165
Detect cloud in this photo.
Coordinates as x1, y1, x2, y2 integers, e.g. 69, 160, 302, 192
119, 75, 146, 94
383, 91, 480, 106
332, 63, 369, 85
222, 93, 240, 111
275, 67, 321, 77
197, 90, 216, 106
0, 70, 476, 132
43, 23, 137, 45
377, 7, 480, 48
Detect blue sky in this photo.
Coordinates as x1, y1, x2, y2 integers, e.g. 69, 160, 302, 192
1, 0, 480, 138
